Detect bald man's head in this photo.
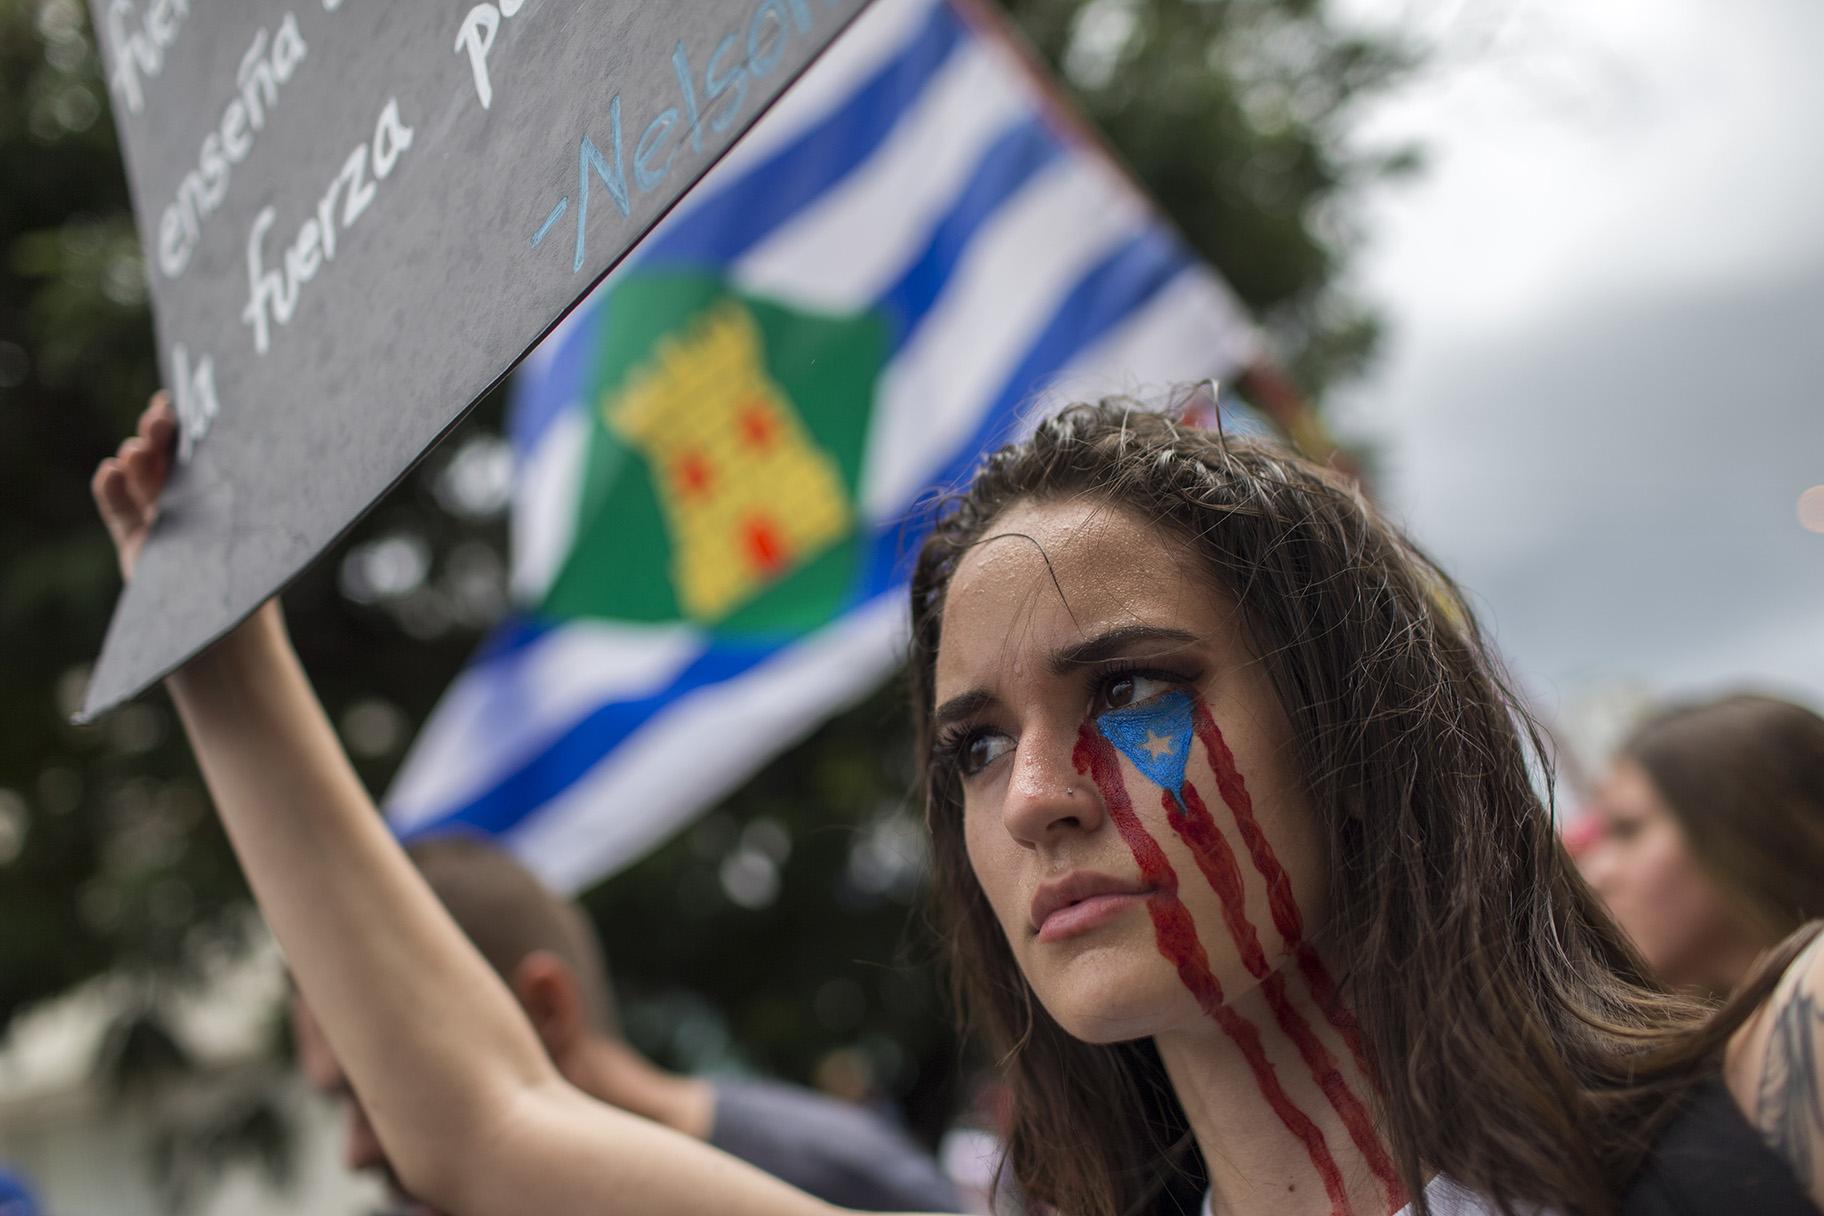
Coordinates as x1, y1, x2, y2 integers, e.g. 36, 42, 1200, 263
404, 834, 618, 1034
291, 836, 624, 1209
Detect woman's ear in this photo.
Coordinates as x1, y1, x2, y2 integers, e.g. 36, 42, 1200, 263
510, 950, 588, 1059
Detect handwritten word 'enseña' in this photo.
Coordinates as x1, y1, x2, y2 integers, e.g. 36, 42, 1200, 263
531, 0, 843, 273
157, 14, 308, 280
241, 98, 414, 355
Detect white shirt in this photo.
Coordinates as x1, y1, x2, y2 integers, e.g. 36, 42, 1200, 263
1201, 1175, 1507, 1216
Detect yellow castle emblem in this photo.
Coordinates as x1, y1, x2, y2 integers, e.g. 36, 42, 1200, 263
603, 300, 852, 622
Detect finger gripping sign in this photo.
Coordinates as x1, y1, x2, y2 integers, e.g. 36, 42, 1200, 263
80, 0, 872, 721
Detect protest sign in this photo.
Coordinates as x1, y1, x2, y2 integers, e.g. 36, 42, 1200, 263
79, 0, 870, 720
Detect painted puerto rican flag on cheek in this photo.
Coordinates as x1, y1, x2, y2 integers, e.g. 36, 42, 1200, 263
1094, 689, 1197, 791
1088, 692, 1407, 1215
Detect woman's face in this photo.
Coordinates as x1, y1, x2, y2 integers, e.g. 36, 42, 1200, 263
932, 497, 1327, 1043
1583, 758, 1752, 990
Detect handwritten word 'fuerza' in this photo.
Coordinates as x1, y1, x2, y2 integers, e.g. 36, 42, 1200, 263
157, 14, 308, 280
530, 0, 840, 272
242, 97, 414, 355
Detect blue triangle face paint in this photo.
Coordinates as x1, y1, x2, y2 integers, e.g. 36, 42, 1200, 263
1095, 690, 1196, 792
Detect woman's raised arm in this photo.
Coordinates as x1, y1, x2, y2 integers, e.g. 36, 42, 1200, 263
92, 396, 865, 1216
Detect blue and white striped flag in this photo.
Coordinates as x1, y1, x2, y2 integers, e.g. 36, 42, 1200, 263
386, 0, 1265, 891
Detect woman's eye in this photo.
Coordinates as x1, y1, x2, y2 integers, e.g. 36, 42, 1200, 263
961, 732, 1013, 776
1098, 672, 1179, 714
1604, 817, 1642, 843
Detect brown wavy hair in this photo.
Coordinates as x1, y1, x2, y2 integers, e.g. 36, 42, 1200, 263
906, 401, 1794, 1216
1620, 694, 1824, 947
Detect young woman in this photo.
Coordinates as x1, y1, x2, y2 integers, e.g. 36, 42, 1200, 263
1583, 694, 1824, 995
93, 395, 1824, 1216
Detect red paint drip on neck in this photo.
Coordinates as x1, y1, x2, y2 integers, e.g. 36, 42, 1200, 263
1190, 699, 1376, 1081
1171, 785, 1404, 1210
1074, 726, 1352, 1215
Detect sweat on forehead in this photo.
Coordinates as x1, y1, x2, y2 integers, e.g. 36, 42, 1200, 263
942, 499, 1209, 626
933, 498, 1231, 694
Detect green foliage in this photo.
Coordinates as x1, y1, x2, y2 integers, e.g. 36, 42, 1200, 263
0, 0, 495, 1053
0, 0, 1420, 1174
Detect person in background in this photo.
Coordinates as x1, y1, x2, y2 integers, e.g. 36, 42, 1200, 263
0, 1168, 40, 1216
292, 834, 962, 1216
936, 1074, 1016, 1216
1584, 693, 1824, 995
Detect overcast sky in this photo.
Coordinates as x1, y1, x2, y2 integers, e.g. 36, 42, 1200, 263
1325, 0, 1824, 771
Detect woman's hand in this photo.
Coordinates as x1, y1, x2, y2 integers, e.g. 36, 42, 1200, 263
91, 391, 178, 581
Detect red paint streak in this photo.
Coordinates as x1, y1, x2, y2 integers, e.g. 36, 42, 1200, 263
1074, 729, 1181, 895
1172, 785, 1404, 1210
1167, 784, 1268, 975
1190, 700, 1374, 1080
1294, 950, 1371, 1081
1074, 728, 1351, 1215
742, 516, 788, 574
1190, 700, 1304, 941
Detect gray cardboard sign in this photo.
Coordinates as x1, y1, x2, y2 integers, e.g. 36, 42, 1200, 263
81, 0, 870, 720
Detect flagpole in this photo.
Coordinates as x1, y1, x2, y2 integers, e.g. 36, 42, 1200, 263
1234, 361, 1361, 479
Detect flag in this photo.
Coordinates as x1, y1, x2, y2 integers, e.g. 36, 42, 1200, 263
385, 0, 1267, 892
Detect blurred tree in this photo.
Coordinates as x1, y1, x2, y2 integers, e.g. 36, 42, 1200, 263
0, 0, 1420, 1194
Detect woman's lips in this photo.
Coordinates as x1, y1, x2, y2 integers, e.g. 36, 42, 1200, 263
1036, 890, 1152, 942
1030, 871, 1155, 941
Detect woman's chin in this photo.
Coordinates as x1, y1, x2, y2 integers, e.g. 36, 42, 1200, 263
1029, 942, 1193, 1044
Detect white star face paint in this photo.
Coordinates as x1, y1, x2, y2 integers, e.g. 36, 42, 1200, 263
1140, 728, 1179, 761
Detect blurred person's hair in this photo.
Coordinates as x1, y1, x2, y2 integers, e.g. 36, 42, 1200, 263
1619, 693, 1824, 943
906, 399, 1819, 1216
405, 834, 618, 1034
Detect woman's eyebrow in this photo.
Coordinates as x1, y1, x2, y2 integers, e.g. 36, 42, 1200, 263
934, 627, 1200, 724
1048, 625, 1200, 674
934, 688, 996, 728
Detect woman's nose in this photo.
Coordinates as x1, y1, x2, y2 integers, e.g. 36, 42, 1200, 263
1002, 729, 1102, 845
